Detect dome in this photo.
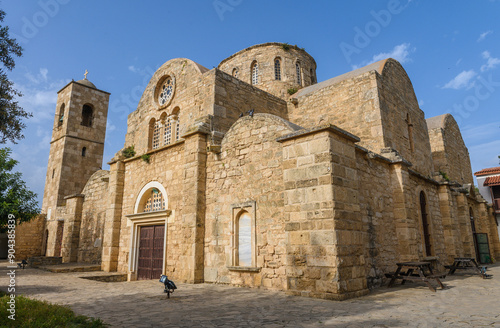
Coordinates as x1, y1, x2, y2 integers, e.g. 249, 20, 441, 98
76, 78, 97, 89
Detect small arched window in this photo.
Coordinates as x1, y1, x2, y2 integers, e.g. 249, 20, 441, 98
232, 68, 239, 78
251, 61, 259, 85
152, 120, 161, 149
143, 189, 166, 213
81, 104, 93, 127
296, 62, 302, 85
310, 68, 316, 84
58, 104, 65, 127
164, 118, 172, 145
82, 147, 86, 157
274, 58, 281, 81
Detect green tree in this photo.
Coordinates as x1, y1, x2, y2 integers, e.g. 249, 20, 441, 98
0, 148, 39, 230
0, 8, 31, 144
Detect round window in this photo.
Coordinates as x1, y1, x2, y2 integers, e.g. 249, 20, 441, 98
158, 76, 175, 106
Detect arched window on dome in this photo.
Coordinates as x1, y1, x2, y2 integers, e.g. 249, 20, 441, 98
274, 58, 281, 81
310, 68, 316, 84
295, 62, 302, 86
163, 118, 172, 145
232, 68, 239, 78
81, 104, 93, 127
251, 61, 259, 85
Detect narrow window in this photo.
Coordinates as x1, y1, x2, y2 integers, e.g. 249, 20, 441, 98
296, 62, 302, 85
232, 68, 239, 78
274, 58, 281, 80
58, 104, 65, 127
82, 147, 86, 157
81, 104, 93, 127
420, 191, 432, 256
310, 68, 316, 84
152, 121, 161, 149
164, 119, 172, 145
407, 113, 414, 153
237, 212, 252, 266
52, 169, 55, 179
176, 117, 180, 141
251, 62, 259, 85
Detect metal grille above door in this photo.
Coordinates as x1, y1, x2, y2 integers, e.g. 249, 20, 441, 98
137, 225, 165, 280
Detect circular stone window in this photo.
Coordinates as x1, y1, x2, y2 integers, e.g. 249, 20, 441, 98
157, 76, 175, 107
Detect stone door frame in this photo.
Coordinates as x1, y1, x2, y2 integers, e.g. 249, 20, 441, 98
126, 210, 171, 281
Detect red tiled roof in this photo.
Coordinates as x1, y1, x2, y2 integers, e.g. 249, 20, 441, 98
474, 167, 500, 176
484, 175, 500, 186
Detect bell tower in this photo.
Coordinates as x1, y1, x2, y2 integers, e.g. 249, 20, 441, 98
41, 72, 110, 224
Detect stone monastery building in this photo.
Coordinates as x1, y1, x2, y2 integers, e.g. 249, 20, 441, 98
17, 43, 500, 300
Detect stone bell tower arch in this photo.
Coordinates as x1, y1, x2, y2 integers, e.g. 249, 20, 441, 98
41, 72, 110, 256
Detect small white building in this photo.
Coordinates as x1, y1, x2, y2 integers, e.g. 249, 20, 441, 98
475, 167, 500, 234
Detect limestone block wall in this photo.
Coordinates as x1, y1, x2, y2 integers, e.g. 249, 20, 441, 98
204, 114, 298, 289
407, 175, 447, 264
14, 215, 45, 260
376, 60, 434, 177
354, 148, 398, 289
61, 195, 83, 263
280, 126, 368, 300
211, 69, 288, 134
78, 170, 110, 263
218, 42, 317, 100
288, 70, 384, 153
427, 114, 473, 184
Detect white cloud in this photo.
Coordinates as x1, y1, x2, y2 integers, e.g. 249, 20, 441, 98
442, 70, 477, 90
418, 99, 424, 107
480, 51, 500, 72
477, 30, 492, 42
128, 65, 139, 73
352, 43, 414, 70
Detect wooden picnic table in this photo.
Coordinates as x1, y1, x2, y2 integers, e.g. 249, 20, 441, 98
446, 257, 489, 278
387, 261, 446, 292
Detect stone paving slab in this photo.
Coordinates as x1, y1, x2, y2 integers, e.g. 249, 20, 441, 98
1, 261, 499, 327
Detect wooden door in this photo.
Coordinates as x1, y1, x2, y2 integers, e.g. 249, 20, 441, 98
137, 225, 164, 280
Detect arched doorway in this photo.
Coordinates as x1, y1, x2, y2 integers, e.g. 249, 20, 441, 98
127, 181, 169, 281
420, 191, 432, 256
470, 208, 480, 261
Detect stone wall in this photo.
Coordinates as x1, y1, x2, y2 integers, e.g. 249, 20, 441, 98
288, 69, 382, 153
428, 114, 474, 184
78, 170, 110, 263
204, 114, 297, 289
377, 59, 434, 177
14, 215, 46, 260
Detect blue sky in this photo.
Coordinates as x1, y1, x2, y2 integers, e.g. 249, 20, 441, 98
2, 0, 500, 206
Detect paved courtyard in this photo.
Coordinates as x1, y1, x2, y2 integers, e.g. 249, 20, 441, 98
1, 261, 499, 327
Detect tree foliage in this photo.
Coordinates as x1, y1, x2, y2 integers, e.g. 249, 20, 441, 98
0, 148, 39, 230
0, 8, 31, 144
